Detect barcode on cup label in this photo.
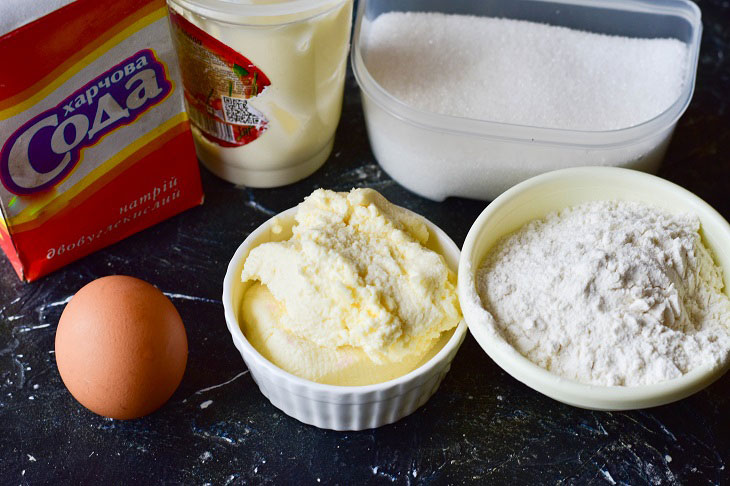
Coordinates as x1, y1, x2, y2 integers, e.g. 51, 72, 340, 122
222, 96, 264, 126
187, 103, 236, 143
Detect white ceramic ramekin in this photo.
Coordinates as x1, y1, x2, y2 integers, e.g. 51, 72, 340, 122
223, 206, 467, 430
459, 167, 730, 410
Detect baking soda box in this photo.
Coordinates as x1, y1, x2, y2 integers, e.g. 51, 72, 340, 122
0, 0, 204, 281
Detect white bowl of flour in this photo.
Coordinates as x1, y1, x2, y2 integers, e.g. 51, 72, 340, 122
459, 167, 730, 410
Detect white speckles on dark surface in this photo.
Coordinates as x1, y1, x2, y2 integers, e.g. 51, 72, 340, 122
243, 188, 278, 217
223, 474, 237, 485
18, 323, 51, 333
162, 292, 221, 305
600, 469, 617, 484
1, 1, 729, 484
181, 371, 250, 404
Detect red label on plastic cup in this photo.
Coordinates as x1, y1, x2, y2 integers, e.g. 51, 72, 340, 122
168, 10, 272, 147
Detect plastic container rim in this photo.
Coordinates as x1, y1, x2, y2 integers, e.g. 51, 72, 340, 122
458, 166, 730, 409
167, 0, 349, 25
351, 0, 702, 149
222, 206, 467, 402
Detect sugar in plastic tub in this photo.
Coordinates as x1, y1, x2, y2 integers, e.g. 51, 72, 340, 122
352, 0, 702, 201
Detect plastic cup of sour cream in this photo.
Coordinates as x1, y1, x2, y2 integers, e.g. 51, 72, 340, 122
166, 0, 353, 187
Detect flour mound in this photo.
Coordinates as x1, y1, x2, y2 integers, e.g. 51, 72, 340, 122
476, 201, 730, 386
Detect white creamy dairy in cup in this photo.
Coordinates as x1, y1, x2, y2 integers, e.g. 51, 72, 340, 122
166, 0, 353, 187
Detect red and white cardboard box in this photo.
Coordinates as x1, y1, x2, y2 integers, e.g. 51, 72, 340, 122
0, 0, 203, 281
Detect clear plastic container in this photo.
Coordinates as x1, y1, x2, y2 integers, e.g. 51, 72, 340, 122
352, 0, 702, 201
167, 0, 353, 187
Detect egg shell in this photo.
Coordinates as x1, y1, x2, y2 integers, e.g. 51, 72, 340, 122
55, 275, 188, 419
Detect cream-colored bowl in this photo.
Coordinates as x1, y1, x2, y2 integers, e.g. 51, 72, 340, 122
459, 167, 730, 410
223, 206, 467, 430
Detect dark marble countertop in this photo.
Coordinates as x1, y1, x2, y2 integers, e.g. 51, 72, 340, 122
2, 0, 729, 484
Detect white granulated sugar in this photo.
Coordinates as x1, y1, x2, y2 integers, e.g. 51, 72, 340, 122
364, 13, 688, 131
476, 201, 730, 386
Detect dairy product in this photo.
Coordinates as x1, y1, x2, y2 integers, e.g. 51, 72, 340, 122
167, 0, 353, 187
240, 188, 461, 385
242, 283, 452, 385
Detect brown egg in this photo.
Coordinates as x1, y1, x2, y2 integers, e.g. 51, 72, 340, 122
55, 275, 188, 419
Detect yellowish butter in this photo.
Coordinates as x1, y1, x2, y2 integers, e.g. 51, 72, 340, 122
240, 188, 461, 383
